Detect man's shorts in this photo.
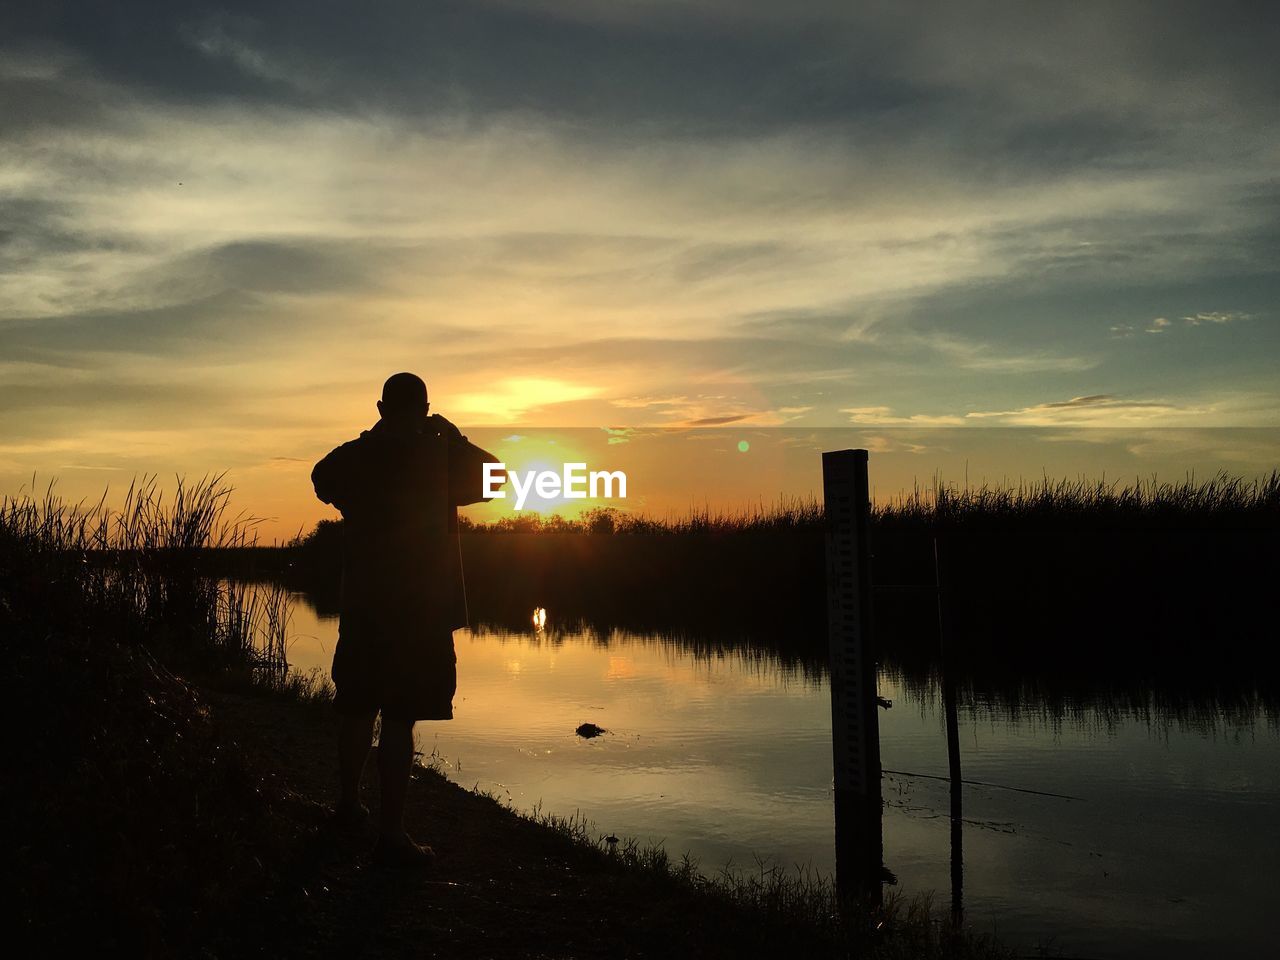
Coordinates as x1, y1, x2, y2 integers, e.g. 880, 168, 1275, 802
331, 608, 457, 721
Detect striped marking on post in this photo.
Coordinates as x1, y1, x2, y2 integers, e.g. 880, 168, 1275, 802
823, 449, 880, 797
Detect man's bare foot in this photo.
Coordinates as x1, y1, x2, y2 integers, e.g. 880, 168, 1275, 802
372, 831, 437, 869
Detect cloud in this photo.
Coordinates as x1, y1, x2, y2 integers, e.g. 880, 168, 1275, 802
685, 415, 750, 426
903, 333, 1098, 373
841, 406, 964, 426
1183, 311, 1252, 325
860, 434, 934, 455
180, 27, 267, 81
967, 396, 1218, 430
965, 395, 1186, 426
601, 426, 635, 445
1112, 309, 1255, 338
611, 395, 690, 411
1111, 317, 1172, 335
838, 392, 1280, 429
1042, 395, 1114, 408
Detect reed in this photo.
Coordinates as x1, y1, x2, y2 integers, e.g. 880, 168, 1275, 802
876, 469, 1280, 527
1, 473, 291, 677
1, 475, 309, 954
277, 470, 1280, 699
442, 470, 1280, 535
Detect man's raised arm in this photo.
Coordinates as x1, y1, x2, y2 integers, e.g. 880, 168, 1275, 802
434, 415, 504, 506
312, 444, 352, 512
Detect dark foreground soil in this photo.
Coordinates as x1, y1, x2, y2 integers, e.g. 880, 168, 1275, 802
205, 689, 836, 960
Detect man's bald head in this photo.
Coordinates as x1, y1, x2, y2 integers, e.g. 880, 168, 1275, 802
378, 372, 429, 425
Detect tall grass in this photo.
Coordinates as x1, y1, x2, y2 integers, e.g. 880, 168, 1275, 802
278, 470, 1280, 701
877, 470, 1280, 525
440, 470, 1280, 535
1, 473, 291, 679
1, 475, 316, 954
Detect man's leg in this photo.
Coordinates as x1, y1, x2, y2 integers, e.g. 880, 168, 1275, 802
338, 709, 377, 815
377, 716, 417, 839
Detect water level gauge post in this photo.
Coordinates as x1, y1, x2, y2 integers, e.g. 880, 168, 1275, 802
822, 448, 885, 905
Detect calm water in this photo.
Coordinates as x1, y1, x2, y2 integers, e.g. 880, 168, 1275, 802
282, 591, 1280, 958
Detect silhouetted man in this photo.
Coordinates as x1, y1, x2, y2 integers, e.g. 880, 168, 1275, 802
311, 372, 501, 866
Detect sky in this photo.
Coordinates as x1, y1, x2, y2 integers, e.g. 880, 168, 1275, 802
2, 2, 1277, 538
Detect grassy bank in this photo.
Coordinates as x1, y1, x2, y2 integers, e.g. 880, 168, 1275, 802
1, 476, 305, 953
209, 686, 1007, 960
3, 476, 1008, 958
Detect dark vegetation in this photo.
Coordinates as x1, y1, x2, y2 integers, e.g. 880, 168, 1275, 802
283, 472, 1280, 710
8, 469, 1275, 953
1, 476, 310, 954
3, 475, 1010, 958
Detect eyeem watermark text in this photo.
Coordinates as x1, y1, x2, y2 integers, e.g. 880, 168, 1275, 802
484, 462, 627, 510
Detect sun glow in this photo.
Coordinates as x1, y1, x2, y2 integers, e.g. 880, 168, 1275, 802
451, 377, 600, 423
468, 433, 627, 520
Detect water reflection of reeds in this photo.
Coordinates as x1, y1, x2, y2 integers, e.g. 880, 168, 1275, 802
883, 664, 1280, 736
280, 577, 1280, 735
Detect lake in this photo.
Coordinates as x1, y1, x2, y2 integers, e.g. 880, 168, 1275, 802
281, 589, 1280, 958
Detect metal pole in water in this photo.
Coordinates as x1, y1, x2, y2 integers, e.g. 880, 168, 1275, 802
935, 537, 964, 924
823, 449, 883, 904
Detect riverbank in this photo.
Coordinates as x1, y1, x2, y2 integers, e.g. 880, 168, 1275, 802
3, 476, 1018, 957
2, 476, 998, 958
200, 681, 1006, 959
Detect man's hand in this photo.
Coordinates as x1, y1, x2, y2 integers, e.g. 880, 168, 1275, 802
429, 412, 464, 442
